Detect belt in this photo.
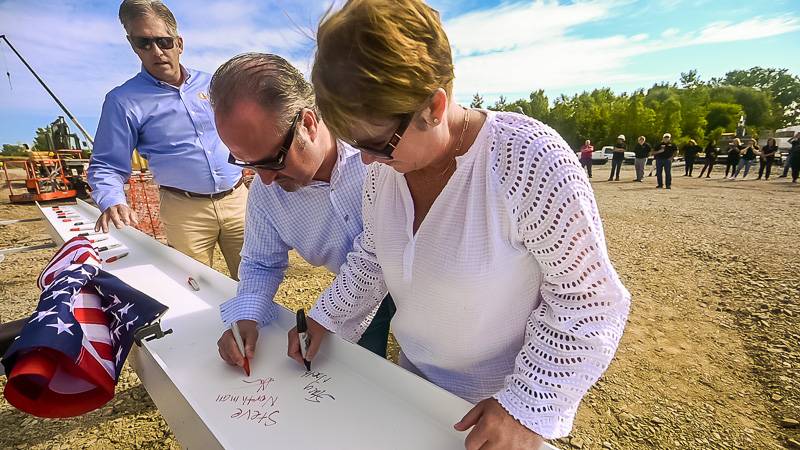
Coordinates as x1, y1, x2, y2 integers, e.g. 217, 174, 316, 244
160, 178, 244, 199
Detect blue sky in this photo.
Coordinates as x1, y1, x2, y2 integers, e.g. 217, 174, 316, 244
1, 0, 799, 145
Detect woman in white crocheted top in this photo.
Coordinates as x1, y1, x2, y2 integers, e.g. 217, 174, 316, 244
286, 0, 631, 448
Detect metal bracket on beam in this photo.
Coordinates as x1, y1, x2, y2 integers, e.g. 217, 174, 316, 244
133, 321, 173, 347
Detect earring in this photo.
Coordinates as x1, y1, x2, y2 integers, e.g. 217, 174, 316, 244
433, 118, 440, 125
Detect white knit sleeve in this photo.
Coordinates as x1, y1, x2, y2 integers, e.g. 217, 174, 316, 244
308, 164, 388, 342
489, 114, 631, 439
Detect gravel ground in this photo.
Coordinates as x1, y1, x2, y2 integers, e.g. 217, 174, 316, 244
1, 163, 798, 449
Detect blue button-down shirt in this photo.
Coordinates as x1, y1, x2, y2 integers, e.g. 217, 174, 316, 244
219, 142, 367, 327
88, 66, 242, 212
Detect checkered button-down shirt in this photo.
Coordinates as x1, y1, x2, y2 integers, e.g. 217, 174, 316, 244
219, 142, 366, 326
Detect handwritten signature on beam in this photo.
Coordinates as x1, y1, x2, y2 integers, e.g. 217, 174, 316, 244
301, 371, 336, 404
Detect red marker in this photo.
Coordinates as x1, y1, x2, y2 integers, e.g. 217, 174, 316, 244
104, 252, 129, 263
70, 226, 94, 231
231, 321, 250, 376
87, 237, 109, 244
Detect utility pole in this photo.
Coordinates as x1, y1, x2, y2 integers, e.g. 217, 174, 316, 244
0, 34, 94, 147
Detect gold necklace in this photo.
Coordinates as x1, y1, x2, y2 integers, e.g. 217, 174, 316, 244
432, 107, 470, 179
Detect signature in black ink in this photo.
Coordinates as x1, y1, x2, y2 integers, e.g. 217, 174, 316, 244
300, 371, 336, 404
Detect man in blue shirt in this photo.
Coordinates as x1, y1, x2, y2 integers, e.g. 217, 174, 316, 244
88, 0, 246, 278
211, 53, 394, 367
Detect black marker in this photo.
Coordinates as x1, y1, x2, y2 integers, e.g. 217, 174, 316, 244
296, 309, 311, 371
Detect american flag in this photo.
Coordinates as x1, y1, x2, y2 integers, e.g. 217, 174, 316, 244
2, 236, 168, 418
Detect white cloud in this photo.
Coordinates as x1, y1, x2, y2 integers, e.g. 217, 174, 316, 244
445, 0, 617, 56
0, 0, 311, 121
662, 28, 680, 38
690, 16, 800, 45
1, 0, 799, 142
445, 3, 800, 100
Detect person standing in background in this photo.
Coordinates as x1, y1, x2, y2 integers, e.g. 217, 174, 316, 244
756, 137, 778, 180
608, 135, 626, 181
725, 139, 742, 179
633, 136, 650, 182
698, 140, 717, 178
682, 139, 701, 176
653, 133, 677, 189
733, 138, 757, 179
789, 132, 800, 183
579, 139, 594, 178
88, 0, 247, 279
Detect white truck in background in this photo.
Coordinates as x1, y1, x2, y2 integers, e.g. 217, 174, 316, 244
760, 125, 800, 162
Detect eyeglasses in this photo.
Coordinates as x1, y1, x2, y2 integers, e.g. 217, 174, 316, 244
128, 36, 176, 51
228, 112, 301, 171
349, 114, 412, 160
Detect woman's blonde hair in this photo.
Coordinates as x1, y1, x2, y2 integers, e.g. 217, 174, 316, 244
312, 0, 455, 140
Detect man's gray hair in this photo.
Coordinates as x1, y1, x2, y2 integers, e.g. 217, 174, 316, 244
210, 53, 316, 134
119, 0, 179, 36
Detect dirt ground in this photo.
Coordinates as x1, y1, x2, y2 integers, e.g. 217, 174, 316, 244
0, 163, 798, 449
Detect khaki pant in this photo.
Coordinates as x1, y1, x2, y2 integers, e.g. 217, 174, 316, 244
158, 183, 247, 280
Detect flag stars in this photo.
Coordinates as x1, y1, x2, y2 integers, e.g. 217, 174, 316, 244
62, 298, 77, 314
77, 266, 98, 277
124, 316, 139, 331
46, 317, 75, 335
57, 275, 84, 285
30, 305, 58, 323
43, 288, 72, 301
102, 295, 122, 312
118, 302, 133, 316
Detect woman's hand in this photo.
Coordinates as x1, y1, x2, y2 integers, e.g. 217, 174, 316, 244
454, 398, 545, 450
287, 316, 328, 367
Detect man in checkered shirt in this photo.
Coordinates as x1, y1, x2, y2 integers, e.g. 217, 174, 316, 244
209, 53, 395, 370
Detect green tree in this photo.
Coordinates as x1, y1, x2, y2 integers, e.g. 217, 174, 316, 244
678, 84, 709, 143
527, 90, 550, 120
491, 66, 793, 148
708, 85, 775, 133
680, 69, 703, 89
705, 103, 743, 134
488, 95, 508, 111
1, 143, 31, 156
32, 127, 51, 150
621, 91, 658, 144
507, 100, 529, 115
549, 94, 578, 147
720, 67, 800, 126
470, 93, 484, 109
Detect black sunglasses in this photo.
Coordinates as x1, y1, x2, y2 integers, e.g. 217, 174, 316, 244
129, 36, 176, 51
228, 112, 301, 171
350, 114, 412, 160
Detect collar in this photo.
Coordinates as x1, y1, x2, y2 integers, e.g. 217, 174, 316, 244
138, 65, 192, 88
327, 141, 361, 188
